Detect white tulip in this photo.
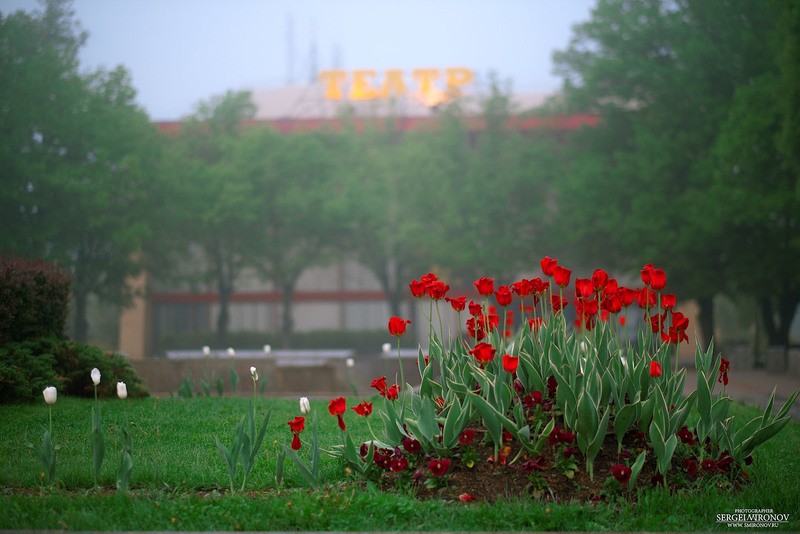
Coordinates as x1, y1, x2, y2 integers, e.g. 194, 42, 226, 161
90, 368, 101, 386
382, 343, 392, 354
42, 386, 57, 405
299, 396, 310, 414
346, 357, 354, 368
263, 344, 271, 354
250, 366, 258, 381
116, 381, 128, 400
202, 345, 211, 357
227, 347, 235, 357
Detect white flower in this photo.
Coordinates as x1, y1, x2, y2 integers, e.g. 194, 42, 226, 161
250, 366, 258, 381
263, 344, 271, 354
116, 381, 128, 400
346, 357, 354, 368
90, 368, 101, 386
42, 386, 57, 405
202, 345, 211, 357
299, 396, 310, 414
382, 342, 392, 354
227, 347, 235, 357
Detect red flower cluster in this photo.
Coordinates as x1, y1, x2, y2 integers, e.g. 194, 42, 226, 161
410, 272, 449, 300
371, 376, 400, 400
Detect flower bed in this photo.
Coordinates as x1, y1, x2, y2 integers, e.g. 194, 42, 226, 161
319, 258, 799, 503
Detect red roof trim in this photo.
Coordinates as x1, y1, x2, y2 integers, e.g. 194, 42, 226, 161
154, 114, 598, 135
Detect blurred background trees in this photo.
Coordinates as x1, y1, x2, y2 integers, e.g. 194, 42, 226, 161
2, 0, 798, 351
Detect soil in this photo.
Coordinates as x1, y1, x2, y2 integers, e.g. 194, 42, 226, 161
377, 431, 668, 504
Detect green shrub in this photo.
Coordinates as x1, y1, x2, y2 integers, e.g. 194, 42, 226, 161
0, 256, 71, 343
0, 338, 59, 403
0, 337, 148, 403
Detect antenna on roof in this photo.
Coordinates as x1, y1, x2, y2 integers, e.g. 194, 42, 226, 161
308, 20, 318, 84
286, 14, 295, 86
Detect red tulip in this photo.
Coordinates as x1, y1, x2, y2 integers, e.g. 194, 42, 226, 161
409, 279, 425, 297
426, 280, 449, 300
371, 375, 388, 395
474, 277, 495, 296
287, 415, 305, 434
446, 295, 466, 312
469, 342, 496, 366
502, 354, 519, 373
351, 400, 373, 417
385, 384, 400, 401
718, 358, 730, 386
552, 265, 572, 288
591, 269, 608, 291
650, 361, 662, 378
328, 397, 347, 431
494, 285, 512, 307
575, 278, 593, 299
388, 316, 411, 337
540, 256, 558, 277
650, 268, 667, 290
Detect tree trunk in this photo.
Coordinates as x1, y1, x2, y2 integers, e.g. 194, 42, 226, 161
696, 295, 714, 351
72, 288, 89, 342
215, 255, 234, 347
760, 288, 800, 347
280, 282, 294, 349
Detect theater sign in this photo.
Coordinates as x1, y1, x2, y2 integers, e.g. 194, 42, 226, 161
318, 68, 474, 106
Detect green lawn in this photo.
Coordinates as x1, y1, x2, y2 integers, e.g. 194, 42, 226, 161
1, 395, 798, 531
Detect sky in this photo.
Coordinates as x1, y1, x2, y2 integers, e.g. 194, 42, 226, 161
1, 0, 597, 121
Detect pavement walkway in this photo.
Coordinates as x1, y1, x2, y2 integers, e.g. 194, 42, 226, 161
681, 366, 800, 419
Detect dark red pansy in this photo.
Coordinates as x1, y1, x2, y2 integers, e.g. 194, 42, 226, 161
458, 428, 476, 445
610, 464, 631, 484
402, 437, 421, 454
428, 458, 451, 477
390, 456, 409, 472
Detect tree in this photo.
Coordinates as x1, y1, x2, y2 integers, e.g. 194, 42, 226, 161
551, 0, 783, 348
1, 1, 162, 341
238, 128, 346, 347
169, 90, 259, 346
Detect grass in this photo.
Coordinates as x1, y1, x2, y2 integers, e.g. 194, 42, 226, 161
1, 394, 799, 531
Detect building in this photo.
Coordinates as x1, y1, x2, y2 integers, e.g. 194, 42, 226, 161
118, 71, 598, 360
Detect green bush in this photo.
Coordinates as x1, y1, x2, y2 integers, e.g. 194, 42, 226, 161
0, 256, 71, 343
0, 338, 59, 403
0, 337, 148, 403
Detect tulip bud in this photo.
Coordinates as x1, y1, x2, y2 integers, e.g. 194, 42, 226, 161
382, 343, 391, 354
250, 366, 258, 381
346, 357, 354, 368
116, 381, 128, 400
227, 347, 235, 357
299, 396, 310, 414
263, 344, 271, 354
91, 368, 101, 386
43, 386, 57, 405
202, 345, 211, 357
